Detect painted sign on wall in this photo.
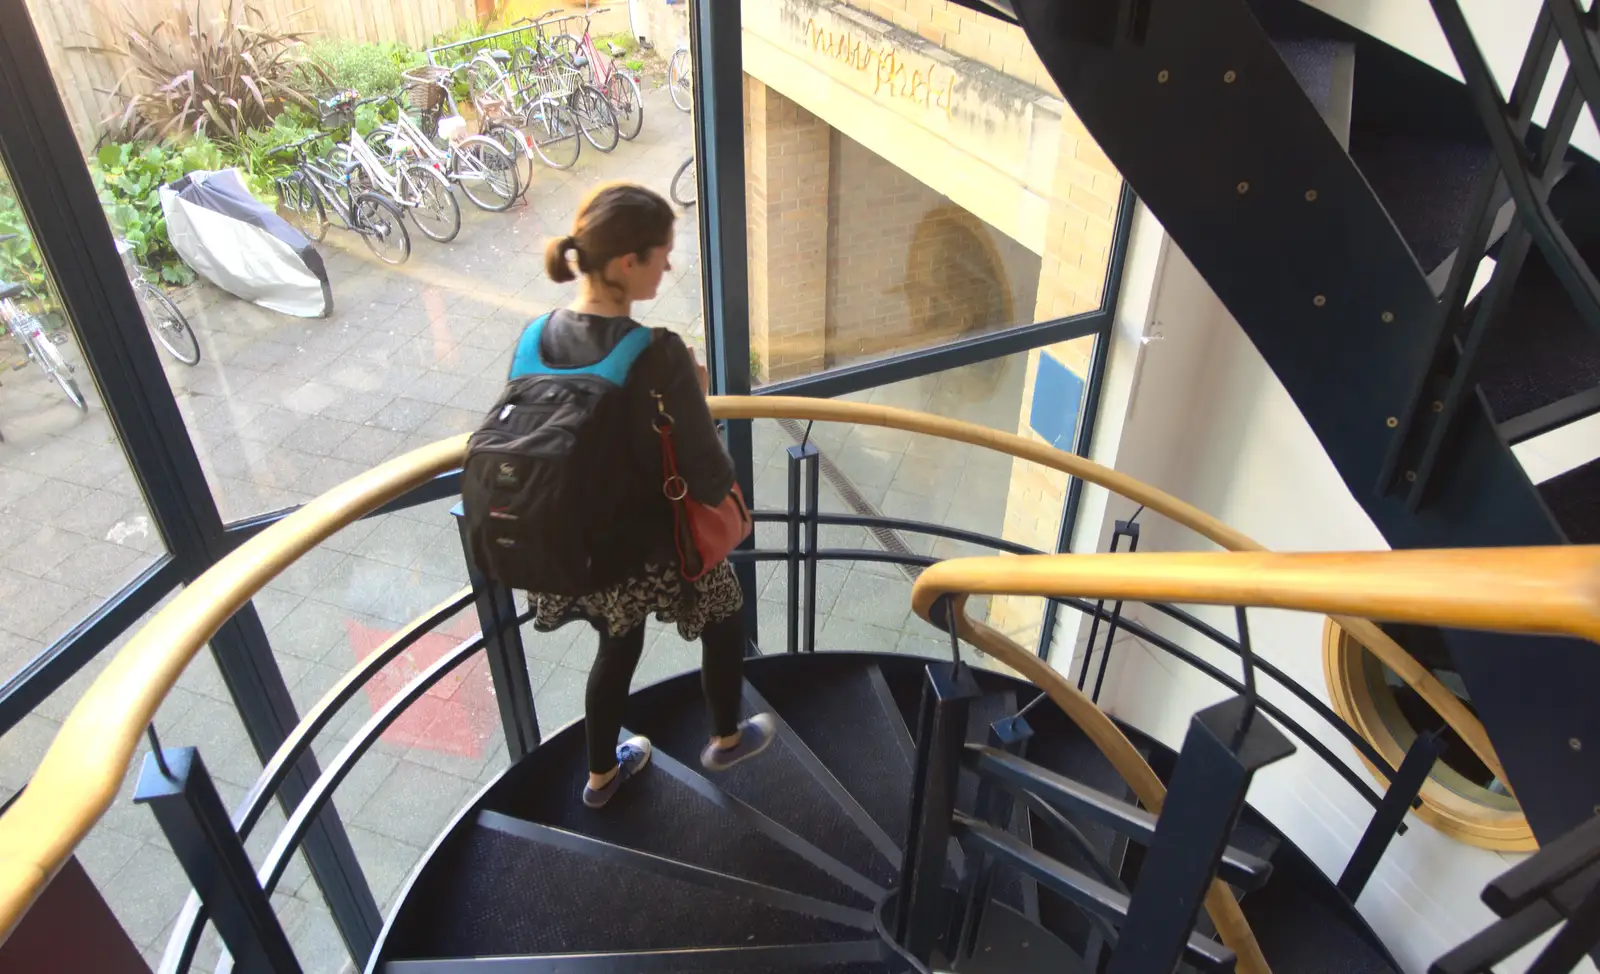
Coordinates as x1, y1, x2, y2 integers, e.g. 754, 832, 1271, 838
805, 19, 956, 116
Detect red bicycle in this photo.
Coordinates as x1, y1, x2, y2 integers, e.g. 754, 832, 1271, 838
561, 5, 644, 141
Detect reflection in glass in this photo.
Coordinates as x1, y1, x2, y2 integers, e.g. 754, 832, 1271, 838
0, 163, 163, 682
741, 0, 1122, 384
751, 339, 1096, 660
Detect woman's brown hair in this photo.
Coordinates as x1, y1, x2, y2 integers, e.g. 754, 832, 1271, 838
544, 182, 675, 285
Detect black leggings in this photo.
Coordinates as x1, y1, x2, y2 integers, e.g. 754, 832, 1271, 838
586, 612, 746, 774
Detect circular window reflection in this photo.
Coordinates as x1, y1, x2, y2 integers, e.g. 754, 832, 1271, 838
1323, 620, 1534, 850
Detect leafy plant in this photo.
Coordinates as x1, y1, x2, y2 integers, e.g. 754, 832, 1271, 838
95, 1, 325, 141
89, 137, 246, 285
625, 58, 644, 73
301, 39, 425, 97
0, 172, 48, 298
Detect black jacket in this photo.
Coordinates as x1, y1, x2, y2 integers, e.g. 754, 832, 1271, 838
535, 310, 735, 570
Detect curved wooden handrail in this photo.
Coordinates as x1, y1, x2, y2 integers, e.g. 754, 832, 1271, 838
0, 395, 1523, 946
0, 434, 470, 941
909, 549, 1599, 974
721, 396, 1511, 789
913, 551, 1600, 643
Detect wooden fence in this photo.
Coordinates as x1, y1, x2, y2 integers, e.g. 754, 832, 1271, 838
26, 0, 479, 148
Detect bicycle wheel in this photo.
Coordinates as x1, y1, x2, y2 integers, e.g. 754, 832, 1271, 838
353, 193, 412, 265
281, 173, 327, 242
670, 156, 697, 207
552, 34, 590, 84
526, 103, 581, 170
668, 49, 693, 113
401, 164, 462, 243
483, 122, 535, 199
137, 280, 200, 365
605, 73, 644, 141
453, 137, 519, 212
572, 85, 618, 152
31, 330, 86, 410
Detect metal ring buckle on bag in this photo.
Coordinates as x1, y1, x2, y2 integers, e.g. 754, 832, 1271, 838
663, 475, 689, 501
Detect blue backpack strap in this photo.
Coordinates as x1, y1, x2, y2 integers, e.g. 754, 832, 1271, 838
510, 313, 653, 384
509, 312, 554, 379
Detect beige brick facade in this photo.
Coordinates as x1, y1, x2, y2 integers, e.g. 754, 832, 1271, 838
826, 133, 1040, 368
839, 0, 1061, 96
744, 76, 831, 382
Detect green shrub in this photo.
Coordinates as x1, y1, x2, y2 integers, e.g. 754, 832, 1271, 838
0, 172, 48, 300
302, 39, 426, 97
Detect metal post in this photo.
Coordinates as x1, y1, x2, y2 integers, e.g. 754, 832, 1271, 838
1090, 518, 1141, 703
455, 506, 540, 759
803, 445, 821, 654
897, 661, 981, 962
1106, 696, 1294, 974
135, 747, 300, 974
1337, 730, 1442, 902
786, 445, 803, 655
954, 715, 1035, 962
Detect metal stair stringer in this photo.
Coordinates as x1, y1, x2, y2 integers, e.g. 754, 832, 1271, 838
1010, 0, 1600, 842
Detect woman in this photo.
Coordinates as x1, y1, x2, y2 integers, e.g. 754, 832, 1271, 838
525, 183, 774, 809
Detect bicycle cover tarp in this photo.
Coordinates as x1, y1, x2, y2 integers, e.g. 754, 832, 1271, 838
159, 169, 332, 318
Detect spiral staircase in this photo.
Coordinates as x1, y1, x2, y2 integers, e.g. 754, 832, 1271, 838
1, 1, 1600, 974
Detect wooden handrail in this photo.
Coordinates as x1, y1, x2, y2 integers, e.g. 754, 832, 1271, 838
912, 550, 1600, 643
909, 548, 1599, 974
0, 395, 1529, 947
721, 397, 1511, 788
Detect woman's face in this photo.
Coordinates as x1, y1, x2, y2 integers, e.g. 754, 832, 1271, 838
621, 232, 674, 302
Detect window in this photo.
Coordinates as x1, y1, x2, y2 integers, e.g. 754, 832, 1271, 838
738, 0, 1122, 385
1323, 619, 1535, 851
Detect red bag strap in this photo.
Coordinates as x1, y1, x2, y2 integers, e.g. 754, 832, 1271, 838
651, 391, 689, 502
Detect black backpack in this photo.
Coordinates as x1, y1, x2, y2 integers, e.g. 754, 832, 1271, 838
461, 313, 655, 595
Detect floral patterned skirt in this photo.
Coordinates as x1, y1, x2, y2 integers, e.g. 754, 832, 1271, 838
528, 560, 744, 641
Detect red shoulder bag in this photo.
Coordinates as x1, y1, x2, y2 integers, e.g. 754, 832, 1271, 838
652, 393, 752, 581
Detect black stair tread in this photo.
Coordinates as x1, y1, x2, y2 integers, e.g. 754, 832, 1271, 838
1540, 456, 1600, 543
1349, 125, 1494, 274
1239, 846, 1400, 974
746, 660, 913, 850
407, 820, 869, 958
385, 951, 899, 973
1475, 246, 1600, 431
627, 677, 900, 890
486, 726, 875, 908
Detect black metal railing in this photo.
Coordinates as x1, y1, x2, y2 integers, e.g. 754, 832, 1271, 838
132, 436, 1450, 973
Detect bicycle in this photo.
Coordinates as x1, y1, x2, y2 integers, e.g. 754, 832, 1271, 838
486, 38, 617, 154
667, 40, 692, 113
390, 65, 527, 207
670, 156, 697, 207
116, 239, 199, 366
327, 92, 462, 244
562, 7, 645, 140
0, 240, 85, 411
272, 131, 413, 266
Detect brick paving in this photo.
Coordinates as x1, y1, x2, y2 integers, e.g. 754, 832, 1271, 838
0, 83, 1025, 972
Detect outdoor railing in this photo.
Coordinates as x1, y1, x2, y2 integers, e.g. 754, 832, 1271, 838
0, 397, 1586, 973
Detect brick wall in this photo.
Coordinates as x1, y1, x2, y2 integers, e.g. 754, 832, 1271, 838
839, 0, 1059, 96
744, 77, 830, 382
826, 132, 1040, 368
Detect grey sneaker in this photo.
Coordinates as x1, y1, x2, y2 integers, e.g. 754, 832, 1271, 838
701, 713, 777, 772
583, 735, 652, 808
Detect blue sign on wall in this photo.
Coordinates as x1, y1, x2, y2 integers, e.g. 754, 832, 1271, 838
1028, 351, 1084, 451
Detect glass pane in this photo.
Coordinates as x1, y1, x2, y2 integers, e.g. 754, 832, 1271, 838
740, 3, 1121, 384
750, 337, 1097, 662
25, 1, 705, 522
0, 162, 165, 680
